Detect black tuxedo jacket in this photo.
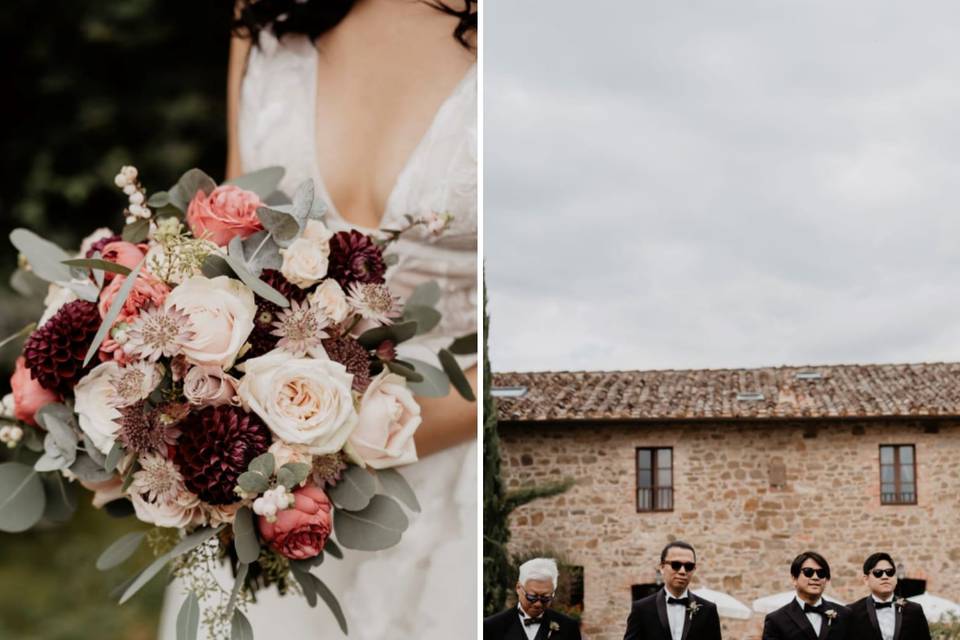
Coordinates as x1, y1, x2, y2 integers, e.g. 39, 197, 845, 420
847, 596, 930, 640
762, 599, 850, 640
622, 590, 722, 640
484, 607, 582, 640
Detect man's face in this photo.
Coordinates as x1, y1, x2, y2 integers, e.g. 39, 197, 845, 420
864, 559, 897, 599
793, 557, 828, 601
516, 578, 555, 618
660, 547, 696, 596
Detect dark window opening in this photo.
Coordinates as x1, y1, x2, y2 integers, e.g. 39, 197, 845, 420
880, 444, 917, 505
636, 447, 673, 512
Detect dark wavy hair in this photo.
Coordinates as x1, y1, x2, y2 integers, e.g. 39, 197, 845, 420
790, 551, 831, 580
233, 0, 477, 49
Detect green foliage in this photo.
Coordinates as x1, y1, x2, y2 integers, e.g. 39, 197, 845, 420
932, 614, 960, 640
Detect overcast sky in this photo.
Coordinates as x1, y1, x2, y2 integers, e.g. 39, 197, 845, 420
484, 1, 960, 373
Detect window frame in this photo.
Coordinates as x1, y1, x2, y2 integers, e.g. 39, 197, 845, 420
879, 444, 917, 506
635, 446, 674, 513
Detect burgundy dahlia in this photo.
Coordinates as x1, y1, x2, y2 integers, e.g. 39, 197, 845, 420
174, 405, 271, 505
84, 234, 122, 259
22, 299, 102, 394
322, 334, 372, 392
327, 230, 386, 287
246, 269, 309, 359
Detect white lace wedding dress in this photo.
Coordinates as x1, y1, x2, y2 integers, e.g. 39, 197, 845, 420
158, 31, 477, 639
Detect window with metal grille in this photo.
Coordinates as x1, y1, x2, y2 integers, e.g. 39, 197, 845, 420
636, 447, 673, 512
880, 444, 916, 505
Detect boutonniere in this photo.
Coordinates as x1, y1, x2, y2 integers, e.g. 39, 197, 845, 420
895, 597, 907, 611
824, 608, 838, 626
547, 621, 560, 638
687, 601, 702, 620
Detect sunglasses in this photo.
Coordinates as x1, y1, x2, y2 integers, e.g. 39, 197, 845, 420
871, 568, 896, 579
520, 586, 555, 604
664, 561, 697, 572
800, 567, 828, 579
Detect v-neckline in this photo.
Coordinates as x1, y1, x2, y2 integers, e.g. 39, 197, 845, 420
308, 52, 476, 232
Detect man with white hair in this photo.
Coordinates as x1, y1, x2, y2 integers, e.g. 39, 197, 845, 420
484, 557, 582, 639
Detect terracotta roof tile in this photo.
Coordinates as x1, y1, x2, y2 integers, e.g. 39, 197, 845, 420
492, 363, 960, 422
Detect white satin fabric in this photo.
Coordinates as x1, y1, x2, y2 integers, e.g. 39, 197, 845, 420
159, 31, 477, 640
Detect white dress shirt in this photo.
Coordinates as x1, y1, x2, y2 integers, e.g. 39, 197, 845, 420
873, 595, 896, 640
518, 604, 542, 640
666, 589, 690, 640
796, 596, 824, 636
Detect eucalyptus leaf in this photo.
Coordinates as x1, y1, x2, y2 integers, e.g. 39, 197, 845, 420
147, 191, 171, 208
406, 280, 441, 308
333, 495, 408, 551
402, 305, 442, 335
62, 259, 131, 276
201, 255, 233, 279
279, 462, 311, 487
226, 561, 249, 619
224, 166, 285, 198
357, 321, 418, 349
312, 575, 348, 634
290, 563, 317, 607
82, 434, 106, 466
69, 453, 116, 483
91, 251, 106, 289
240, 230, 283, 271
96, 531, 146, 571
263, 190, 293, 207
237, 471, 270, 494
439, 348, 476, 401
257, 207, 300, 247
10, 267, 48, 299
448, 332, 477, 355
324, 539, 343, 559
0, 322, 36, 351
41, 471, 78, 522
65, 279, 101, 303
248, 453, 275, 478
231, 610, 254, 640
21, 427, 44, 453
0, 463, 45, 533
168, 168, 217, 212
176, 592, 200, 640
376, 469, 421, 513
326, 466, 377, 511
232, 507, 261, 564
84, 257, 146, 366
122, 219, 150, 243
119, 525, 224, 604
222, 252, 289, 308
290, 179, 315, 221
384, 360, 424, 383
9, 229, 73, 284
276, 467, 296, 490
404, 358, 450, 398
104, 441, 124, 473
291, 554, 324, 571
121, 459, 140, 492
34, 452, 68, 473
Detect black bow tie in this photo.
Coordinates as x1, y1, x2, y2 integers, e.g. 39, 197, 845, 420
875, 601, 894, 609
803, 603, 826, 615
523, 616, 543, 626
667, 596, 691, 607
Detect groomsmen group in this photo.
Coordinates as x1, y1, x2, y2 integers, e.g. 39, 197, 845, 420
484, 544, 932, 640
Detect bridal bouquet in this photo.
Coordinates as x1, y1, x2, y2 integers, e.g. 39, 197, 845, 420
0, 166, 475, 639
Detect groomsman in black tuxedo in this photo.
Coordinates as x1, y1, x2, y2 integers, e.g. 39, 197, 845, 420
762, 551, 849, 640
484, 557, 582, 640
622, 541, 722, 640
848, 552, 931, 640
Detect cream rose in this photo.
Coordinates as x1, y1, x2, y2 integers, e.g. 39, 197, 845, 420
349, 372, 421, 469
74, 361, 164, 454
280, 220, 333, 289
164, 276, 256, 368
183, 365, 240, 407
268, 440, 315, 468
237, 352, 357, 454
309, 279, 350, 325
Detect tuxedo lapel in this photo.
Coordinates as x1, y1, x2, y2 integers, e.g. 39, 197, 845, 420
786, 600, 818, 640
892, 604, 903, 640
865, 600, 882, 640
656, 590, 671, 640
533, 618, 550, 640
680, 601, 692, 640
506, 612, 527, 640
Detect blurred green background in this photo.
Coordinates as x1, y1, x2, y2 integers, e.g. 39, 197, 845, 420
0, 0, 232, 637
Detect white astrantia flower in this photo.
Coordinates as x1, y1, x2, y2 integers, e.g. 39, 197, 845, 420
124, 304, 194, 362
270, 299, 330, 357
346, 282, 399, 325
131, 453, 184, 504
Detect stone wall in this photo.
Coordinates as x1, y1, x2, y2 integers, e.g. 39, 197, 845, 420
498, 418, 960, 640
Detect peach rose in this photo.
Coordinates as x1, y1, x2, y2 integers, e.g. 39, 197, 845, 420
186, 185, 263, 247
10, 356, 59, 426
349, 371, 421, 469
258, 484, 332, 560
98, 272, 170, 323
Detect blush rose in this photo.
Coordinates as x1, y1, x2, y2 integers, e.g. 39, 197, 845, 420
187, 185, 263, 247
10, 356, 59, 426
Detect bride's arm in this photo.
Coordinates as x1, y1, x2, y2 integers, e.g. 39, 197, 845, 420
413, 365, 477, 458
226, 27, 252, 180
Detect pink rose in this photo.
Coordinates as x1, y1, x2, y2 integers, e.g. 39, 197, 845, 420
10, 356, 59, 426
187, 185, 263, 247
98, 241, 146, 280
258, 484, 332, 560
349, 371, 421, 469
98, 272, 170, 323
183, 365, 239, 407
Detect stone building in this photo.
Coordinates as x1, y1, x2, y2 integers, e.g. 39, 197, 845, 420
493, 363, 960, 640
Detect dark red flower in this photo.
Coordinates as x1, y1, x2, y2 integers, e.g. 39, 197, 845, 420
22, 300, 102, 395
327, 230, 386, 287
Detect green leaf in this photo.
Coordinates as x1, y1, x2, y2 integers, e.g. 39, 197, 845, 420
0, 322, 36, 352
248, 453, 275, 478
222, 252, 289, 308
312, 575, 348, 634
62, 259, 132, 276
121, 459, 140, 493
96, 531, 146, 571
104, 441, 124, 473
84, 257, 146, 366
290, 179, 315, 220
278, 462, 311, 488
9, 229, 73, 284
407, 281, 441, 308
237, 471, 269, 494
232, 507, 261, 564
333, 495, 408, 551
257, 207, 300, 247
119, 525, 224, 604
122, 218, 150, 243
276, 467, 296, 490
226, 562, 249, 620
0, 463, 45, 533
35, 404, 78, 451
82, 434, 106, 466
402, 305, 442, 335
404, 358, 451, 398
146, 191, 170, 208
448, 332, 477, 355
69, 453, 115, 483
290, 554, 325, 572
21, 427, 43, 453
357, 321, 418, 349
10, 267, 48, 299
439, 348, 476, 401
377, 469, 421, 513
201, 254, 233, 279
326, 465, 377, 511
324, 539, 343, 559
385, 360, 424, 383
176, 592, 200, 640
230, 610, 254, 640
240, 230, 283, 271
168, 168, 217, 213
290, 562, 317, 607
41, 472, 78, 522
224, 166, 285, 198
